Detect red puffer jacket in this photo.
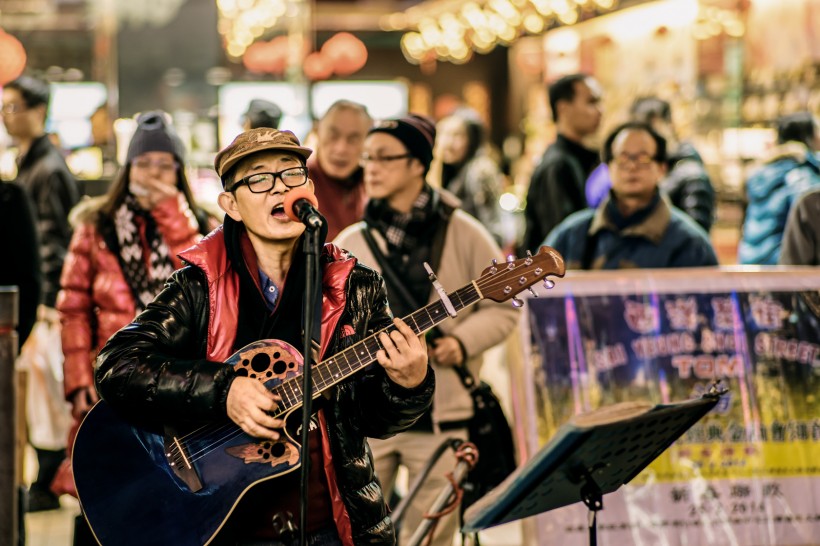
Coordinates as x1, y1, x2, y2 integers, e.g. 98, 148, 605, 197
57, 193, 202, 401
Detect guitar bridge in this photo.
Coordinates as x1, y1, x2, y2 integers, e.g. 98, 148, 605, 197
164, 427, 203, 492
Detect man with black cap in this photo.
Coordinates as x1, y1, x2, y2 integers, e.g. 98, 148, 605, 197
92, 126, 433, 545
335, 115, 519, 546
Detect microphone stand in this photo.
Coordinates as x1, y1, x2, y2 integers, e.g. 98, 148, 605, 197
299, 221, 322, 546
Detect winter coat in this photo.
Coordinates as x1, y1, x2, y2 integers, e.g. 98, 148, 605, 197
739, 142, 820, 265
522, 134, 600, 253
57, 193, 201, 401
429, 152, 506, 245
14, 135, 80, 307
545, 195, 718, 269
94, 226, 435, 545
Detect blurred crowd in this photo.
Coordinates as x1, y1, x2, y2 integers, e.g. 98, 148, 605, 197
3, 69, 820, 545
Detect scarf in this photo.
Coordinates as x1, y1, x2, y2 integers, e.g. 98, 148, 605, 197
113, 194, 175, 311
363, 184, 437, 254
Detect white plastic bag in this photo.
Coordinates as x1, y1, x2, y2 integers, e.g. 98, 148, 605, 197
17, 320, 71, 450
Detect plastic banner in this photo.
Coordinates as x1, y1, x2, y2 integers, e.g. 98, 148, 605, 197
520, 268, 820, 546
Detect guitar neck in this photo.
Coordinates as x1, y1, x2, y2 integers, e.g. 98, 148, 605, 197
273, 281, 483, 414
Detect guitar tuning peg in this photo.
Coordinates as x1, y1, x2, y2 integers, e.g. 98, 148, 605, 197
528, 287, 538, 298
512, 297, 524, 308
543, 279, 555, 289
506, 255, 515, 263
525, 250, 533, 265
526, 250, 533, 257
489, 258, 498, 274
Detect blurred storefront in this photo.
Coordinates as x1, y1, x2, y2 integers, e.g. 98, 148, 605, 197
1, 0, 819, 260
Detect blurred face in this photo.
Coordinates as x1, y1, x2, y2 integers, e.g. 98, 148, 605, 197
218, 150, 312, 246
435, 116, 469, 164
129, 151, 179, 208
316, 107, 371, 179
1, 88, 44, 139
608, 129, 666, 203
361, 132, 424, 211
561, 78, 603, 137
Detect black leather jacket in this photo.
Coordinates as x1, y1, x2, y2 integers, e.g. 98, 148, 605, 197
95, 236, 435, 545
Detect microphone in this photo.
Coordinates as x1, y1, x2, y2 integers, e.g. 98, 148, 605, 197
284, 186, 323, 229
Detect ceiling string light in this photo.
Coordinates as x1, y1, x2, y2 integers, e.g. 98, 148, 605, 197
388, 0, 620, 65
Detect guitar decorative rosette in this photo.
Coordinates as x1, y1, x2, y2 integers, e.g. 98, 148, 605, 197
226, 438, 300, 467
229, 339, 302, 386
225, 340, 304, 465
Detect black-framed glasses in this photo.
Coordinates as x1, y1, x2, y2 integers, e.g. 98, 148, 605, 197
230, 166, 309, 193
611, 153, 658, 170
359, 153, 412, 167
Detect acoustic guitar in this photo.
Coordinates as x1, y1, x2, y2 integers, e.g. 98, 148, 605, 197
72, 246, 565, 545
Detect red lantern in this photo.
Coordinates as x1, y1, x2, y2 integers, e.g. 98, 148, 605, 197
243, 41, 270, 74
303, 51, 333, 81
0, 30, 27, 85
321, 32, 367, 77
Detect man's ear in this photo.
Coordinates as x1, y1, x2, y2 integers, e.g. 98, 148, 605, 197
218, 191, 243, 222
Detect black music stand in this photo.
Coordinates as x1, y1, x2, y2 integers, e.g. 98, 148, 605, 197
462, 387, 726, 546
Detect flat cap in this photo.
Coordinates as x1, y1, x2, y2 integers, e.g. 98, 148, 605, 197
215, 128, 312, 181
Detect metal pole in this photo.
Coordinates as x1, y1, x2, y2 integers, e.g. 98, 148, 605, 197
0, 287, 20, 545
404, 444, 477, 546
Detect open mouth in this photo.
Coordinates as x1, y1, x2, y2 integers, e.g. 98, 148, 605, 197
271, 204, 287, 218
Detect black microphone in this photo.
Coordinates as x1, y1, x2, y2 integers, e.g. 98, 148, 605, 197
284, 187, 323, 229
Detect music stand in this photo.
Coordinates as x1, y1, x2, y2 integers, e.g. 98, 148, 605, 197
462, 388, 725, 546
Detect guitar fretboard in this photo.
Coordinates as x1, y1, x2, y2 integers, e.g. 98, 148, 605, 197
271, 282, 482, 413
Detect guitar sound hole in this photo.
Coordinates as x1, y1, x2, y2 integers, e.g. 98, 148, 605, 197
270, 443, 286, 457
251, 353, 271, 373
235, 368, 249, 377
273, 360, 288, 374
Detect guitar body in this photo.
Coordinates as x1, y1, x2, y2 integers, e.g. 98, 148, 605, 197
73, 340, 306, 546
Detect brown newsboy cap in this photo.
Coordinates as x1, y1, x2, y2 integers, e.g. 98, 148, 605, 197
214, 128, 313, 183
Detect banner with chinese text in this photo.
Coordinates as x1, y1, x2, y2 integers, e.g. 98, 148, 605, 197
520, 268, 820, 546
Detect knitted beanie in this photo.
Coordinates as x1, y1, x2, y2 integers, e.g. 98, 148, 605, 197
126, 111, 186, 164
368, 114, 437, 172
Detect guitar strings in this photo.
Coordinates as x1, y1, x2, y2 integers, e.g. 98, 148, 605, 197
165, 268, 547, 461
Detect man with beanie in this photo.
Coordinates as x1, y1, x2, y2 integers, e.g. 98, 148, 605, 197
91, 125, 433, 545
242, 98, 283, 130
336, 115, 519, 546
311, 99, 372, 241
3, 74, 80, 512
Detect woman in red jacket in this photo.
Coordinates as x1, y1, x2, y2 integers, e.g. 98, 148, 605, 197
53, 111, 205, 541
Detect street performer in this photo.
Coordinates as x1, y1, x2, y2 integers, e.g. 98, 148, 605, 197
94, 127, 434, 545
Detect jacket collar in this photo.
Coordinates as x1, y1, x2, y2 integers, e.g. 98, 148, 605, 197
589, 192, 671, 245
17, 134, 53, 170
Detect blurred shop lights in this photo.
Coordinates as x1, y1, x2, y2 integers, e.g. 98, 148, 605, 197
0, 29, 27, 86
692, 5, 745, 39
242, 32, 367, 81
217, 0, 290, 59
390, 0, 619, 65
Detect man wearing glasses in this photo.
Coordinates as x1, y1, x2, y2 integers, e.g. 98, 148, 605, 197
2, 74, 80, 512
543, 121, 718, 270
335, 115, 519, 546
93, 127, 433, 545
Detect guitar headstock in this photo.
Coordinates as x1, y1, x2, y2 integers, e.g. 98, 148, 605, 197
476, 246, 566, 305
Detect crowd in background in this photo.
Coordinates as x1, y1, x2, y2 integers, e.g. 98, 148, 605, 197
4, 69, 820, 545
